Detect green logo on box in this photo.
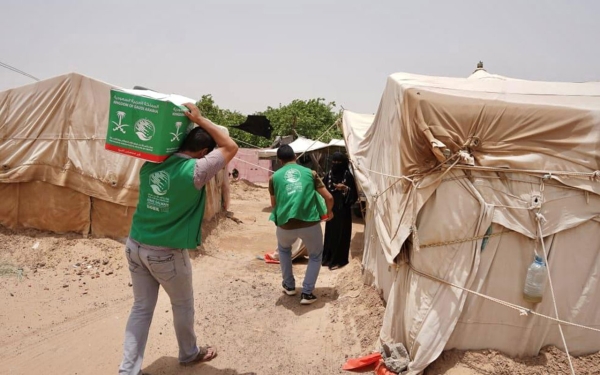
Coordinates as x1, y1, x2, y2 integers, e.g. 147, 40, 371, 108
105, 90, 193, 162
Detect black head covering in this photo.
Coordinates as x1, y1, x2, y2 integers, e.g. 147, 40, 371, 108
330, 152, 349, 180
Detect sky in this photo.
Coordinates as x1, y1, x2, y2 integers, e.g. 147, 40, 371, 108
1, 0, 599, 115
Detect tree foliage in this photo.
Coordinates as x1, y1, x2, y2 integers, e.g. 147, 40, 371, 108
262, 98, 343, 143
195, 94, 266, 148
195, 95, 342, 149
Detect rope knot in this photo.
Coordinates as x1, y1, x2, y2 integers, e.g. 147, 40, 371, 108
591, 171, 600, 182
535, 212, 547, 224
519, 308, 530, 316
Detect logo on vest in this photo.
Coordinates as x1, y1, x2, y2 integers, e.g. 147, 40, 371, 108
284, 169, 301, 183
149, 171, 170, 196
135, 118, 156, 141
284, 168, 303, 195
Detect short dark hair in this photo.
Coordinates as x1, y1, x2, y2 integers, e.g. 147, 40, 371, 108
179, 127, 216, 153
277, 144, 296, 162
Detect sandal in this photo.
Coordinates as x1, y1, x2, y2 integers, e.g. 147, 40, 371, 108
180, 346, 218, 366
329, 263, 348, 271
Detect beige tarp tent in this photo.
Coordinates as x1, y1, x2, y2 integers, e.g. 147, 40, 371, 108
0, 73, 226, 238
342, 69, 600, 374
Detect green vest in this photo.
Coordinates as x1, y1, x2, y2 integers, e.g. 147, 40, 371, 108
130, 155, 206, 249
269, 163, 325, 227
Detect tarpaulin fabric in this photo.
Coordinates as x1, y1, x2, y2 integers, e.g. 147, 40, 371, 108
0, 73, 226, 237
342, 352, 382, 370
342, 70, 600, 374
257, 136, 330, 158
233, 115, 272, 139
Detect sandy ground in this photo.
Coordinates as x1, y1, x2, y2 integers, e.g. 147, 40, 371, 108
0, 181, 383, 375
1, 180, 598, 375
425, 346, 600, 375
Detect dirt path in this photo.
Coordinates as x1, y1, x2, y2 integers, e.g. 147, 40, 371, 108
2, 181, 598, 375
0, 182, 383, 375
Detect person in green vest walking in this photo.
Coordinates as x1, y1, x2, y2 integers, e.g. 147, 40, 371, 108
269, 145, 334, 305
119, 103, 238, 375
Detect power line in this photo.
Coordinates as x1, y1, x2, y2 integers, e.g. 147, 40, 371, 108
0, 60, 40, 82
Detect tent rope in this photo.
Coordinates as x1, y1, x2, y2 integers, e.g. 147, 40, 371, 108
296, 121, 340, 160
354, 162, 600, 183
231, 137, 263, 149
406, 262, 600, 333
351, 162, 416, 180
231, 157, 273, 173
419, 231, 507, 249
535, 212, 576, 375
351, 152, 461, 203
414, 156, 462, 191
229, 122, 341, 159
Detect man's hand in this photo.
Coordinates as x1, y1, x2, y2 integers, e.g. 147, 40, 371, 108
181, 103, 239, 163
317, 186, 334, 214
324, 212, 334, 221
183, 103, 204, 124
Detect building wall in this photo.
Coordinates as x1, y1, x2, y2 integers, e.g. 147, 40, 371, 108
228, 148, 272, 183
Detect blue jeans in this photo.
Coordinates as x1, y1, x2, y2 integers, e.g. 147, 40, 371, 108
276, 223, 323, 294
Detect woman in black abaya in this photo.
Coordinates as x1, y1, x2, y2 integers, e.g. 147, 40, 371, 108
322, 152, 358, 270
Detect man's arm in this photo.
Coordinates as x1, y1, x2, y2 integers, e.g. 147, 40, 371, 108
184, 103, 239, 163
192, 151, 226, 190
317, 186, 334, 219
313, 171, 333, 217
269, 178, 276, 208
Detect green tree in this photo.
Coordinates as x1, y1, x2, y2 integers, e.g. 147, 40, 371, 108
195, 95, 342, 149
261, 98, 342, 143
196, 94, 270, 148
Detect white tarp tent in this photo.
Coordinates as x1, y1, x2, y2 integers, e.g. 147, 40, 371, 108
257, 136, 329, 158
0, 73, 227, 238
328, 138, 346, 147
342, 70, 600, 374
258, 136, 346, 176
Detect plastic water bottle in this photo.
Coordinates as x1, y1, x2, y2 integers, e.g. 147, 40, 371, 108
523, 255, 547, 303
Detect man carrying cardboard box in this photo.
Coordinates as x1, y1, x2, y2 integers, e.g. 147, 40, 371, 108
118, 103, 238, 375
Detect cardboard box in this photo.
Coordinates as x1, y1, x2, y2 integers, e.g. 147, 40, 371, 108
105, 89, 195, 162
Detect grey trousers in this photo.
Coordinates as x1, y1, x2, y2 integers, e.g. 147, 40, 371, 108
118, 239, 201, 375
276, 223, 323, 294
